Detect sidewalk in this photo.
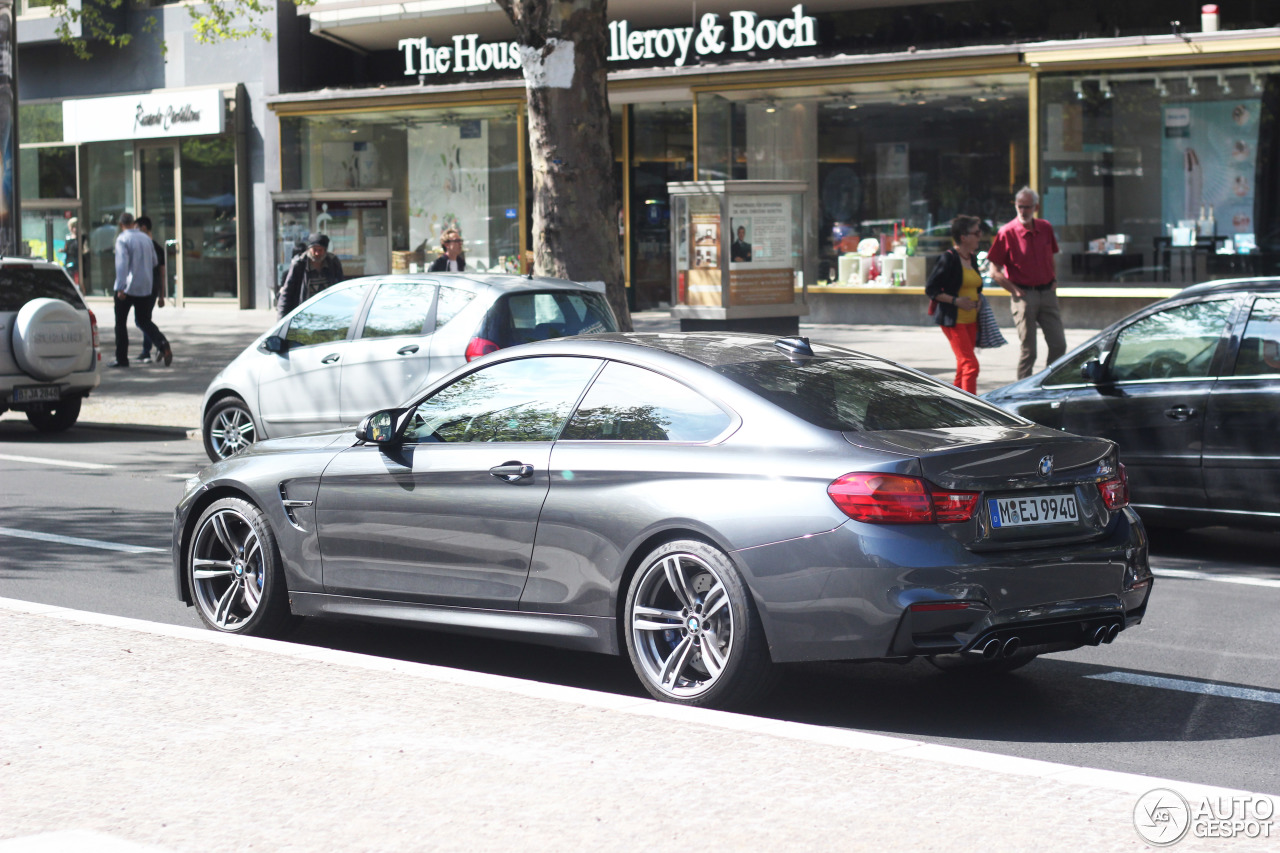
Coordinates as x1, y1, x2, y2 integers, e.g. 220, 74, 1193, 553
2, 597, 1274, 853
0, 303, 1093, 433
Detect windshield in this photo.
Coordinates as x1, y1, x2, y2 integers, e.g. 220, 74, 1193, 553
717, 358, 1025, 431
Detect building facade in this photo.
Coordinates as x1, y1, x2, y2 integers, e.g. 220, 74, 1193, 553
18, 0, 1280, 317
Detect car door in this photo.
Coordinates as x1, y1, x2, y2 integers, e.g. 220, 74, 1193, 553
1203, 294, 1280, 515
1059, 297, 1236, 510
524, 360, 736, 617
315, 354, 603, 608
339, 279, 439, 424
256, 283, 371, 437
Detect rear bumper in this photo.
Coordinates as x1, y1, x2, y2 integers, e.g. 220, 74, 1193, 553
732, 508, 1151, 664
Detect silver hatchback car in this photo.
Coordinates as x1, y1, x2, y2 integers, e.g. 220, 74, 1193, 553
201, 274, 616, 461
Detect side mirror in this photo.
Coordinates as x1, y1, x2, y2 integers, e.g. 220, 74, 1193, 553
264, 335, 287, 354
355, 408, 407, 445
1080, 359, 1105, 384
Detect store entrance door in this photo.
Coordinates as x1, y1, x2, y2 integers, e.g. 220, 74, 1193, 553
137, 144, 181, 303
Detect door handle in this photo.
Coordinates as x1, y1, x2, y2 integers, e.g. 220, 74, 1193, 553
321, 353, 341, 364
1164, 405, 1197, 421
396, 344, 420, 355
489, 462, 535, 483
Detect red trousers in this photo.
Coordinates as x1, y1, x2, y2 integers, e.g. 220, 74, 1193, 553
941, 322, 979, 394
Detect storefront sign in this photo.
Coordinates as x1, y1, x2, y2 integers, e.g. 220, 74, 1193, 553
398, 4, 816, 77
61, 89, 225, 143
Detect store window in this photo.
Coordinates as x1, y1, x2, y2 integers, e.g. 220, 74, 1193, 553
181, 137, 237, 299
281, 104, 522, 274
1039, 66, 1279, 285
81, 142, 134, 296
697, 74, 1029, 284
629, 102, 692, 310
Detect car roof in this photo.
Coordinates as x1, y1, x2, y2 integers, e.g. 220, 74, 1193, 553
353, 272, 606, 296
0, 257, 66, 271
556, 332, 875, 368
1175, 276, 1280, 297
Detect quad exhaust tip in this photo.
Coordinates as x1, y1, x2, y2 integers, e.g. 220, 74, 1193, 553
973, 636, 1022, 659
1103, 623, 1120, 644
1002, 636, 1021, 658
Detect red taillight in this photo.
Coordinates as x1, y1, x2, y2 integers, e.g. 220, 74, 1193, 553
1098, 463, 1129, 510
827, 473, 979, 525
464, 337, 499, 362
89, 309, 100, 359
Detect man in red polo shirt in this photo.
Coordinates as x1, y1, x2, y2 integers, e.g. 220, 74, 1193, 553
988, 187, 1067, 379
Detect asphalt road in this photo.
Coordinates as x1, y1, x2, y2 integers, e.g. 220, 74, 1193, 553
3, 424, 1279, 797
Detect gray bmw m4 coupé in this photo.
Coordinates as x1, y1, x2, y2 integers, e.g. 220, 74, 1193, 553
173, 333, 1153, 709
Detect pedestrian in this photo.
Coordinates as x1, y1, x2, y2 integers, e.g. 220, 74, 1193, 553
110, 212, 172, 368
277, 232, 345, 318
135, 216, 166, 363
63, 217, 81, 291
925, 215, 984, 394
987, 187, 1067, 379
428, 228, 466, 272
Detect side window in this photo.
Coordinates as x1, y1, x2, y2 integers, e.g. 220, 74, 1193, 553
1232, 297, 1280, 377
561, 362, 731, 442
361, 282, 435, 339
435, 285, 475, 330
1109, 299, 1233, 382
1043, 343, 1104, 387
403, 356, 601, 444
285, 284, 369, 348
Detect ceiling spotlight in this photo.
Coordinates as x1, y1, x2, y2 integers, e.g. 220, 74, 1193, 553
1250, 71, 1264, 93
992, 84, 1008, 101
1217, 73, 1232, 94
1154, 77, 1170, 97
763, 100, 778, 114
1187, 76, 1199, 96
1073, 80, 1084, 100
910, 89, 927, 105
1099, 78, 1113, 99
847, 99, 858, 110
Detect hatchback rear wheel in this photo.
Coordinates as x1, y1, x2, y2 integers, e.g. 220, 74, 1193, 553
187, 497, 293, 636
26, 395, 81, 432
624, 539, 776, 709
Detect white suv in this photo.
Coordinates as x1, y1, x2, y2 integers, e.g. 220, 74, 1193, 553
0, 258, 100, 432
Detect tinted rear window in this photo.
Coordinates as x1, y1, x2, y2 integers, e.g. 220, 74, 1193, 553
491, 291, 617, 347
0, 267, 83, 312
717, 358, 1024, 431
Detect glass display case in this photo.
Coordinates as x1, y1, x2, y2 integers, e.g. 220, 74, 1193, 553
668, 180, 808, 335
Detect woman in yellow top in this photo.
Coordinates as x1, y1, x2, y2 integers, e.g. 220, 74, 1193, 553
924, 215, 984, 393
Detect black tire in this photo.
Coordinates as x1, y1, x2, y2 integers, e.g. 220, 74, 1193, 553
186, 496, 294, 637
26, 395, 82, 432
927, 651, 1039, 675
623, 539, 777, 709
203, 396, 257, 462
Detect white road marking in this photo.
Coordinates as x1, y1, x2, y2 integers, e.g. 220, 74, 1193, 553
0, 526, 164, 554
1152, 567, 1280, 589
0, 453, 115, 470
1086, 671, 1280, 705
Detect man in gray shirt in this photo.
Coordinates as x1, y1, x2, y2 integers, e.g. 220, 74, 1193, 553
111, 212, 173, 367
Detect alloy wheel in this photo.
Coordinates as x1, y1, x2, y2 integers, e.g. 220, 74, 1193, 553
191, 507, 266, 630
629, 552, 735, 699
209, 404, 255, 459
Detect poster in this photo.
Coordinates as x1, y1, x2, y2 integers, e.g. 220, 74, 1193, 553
408, 121, 489, 266
1162, 100, 1260, 236
875, 142, 910, 220
322, 141, 379, 189
726, 194, 794, 306
691, 213, 720, 269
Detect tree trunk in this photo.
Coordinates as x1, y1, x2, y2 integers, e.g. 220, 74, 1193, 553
496, 0, 632, 331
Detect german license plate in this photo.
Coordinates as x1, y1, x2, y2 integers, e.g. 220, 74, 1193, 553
12, 385, 62, 403
988, 493, 1078, 528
